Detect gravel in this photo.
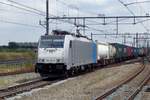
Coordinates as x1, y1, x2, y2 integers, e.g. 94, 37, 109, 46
7, 62, 142, 100
135, 64, 150, 100
104, 60, 150, 100
0, 73, 40, 89
105, 63, 150, 100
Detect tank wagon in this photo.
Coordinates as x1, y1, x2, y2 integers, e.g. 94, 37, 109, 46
35, 31, 147, 77
96, 43, 116, 65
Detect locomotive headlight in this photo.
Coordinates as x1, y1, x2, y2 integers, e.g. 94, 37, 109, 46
38, 59, 44, 62
38, 59, 41, 62
57, 59, 60, 63
42, 59, 44, 62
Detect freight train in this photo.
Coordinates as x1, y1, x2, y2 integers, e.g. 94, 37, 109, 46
35, 30, 147, 77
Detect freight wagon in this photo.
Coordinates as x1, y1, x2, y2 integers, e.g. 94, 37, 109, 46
96, 43, 116, 65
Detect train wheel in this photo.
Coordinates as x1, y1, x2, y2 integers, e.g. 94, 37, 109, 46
70, 69, 75, 76
64, 71, 69, 78
91, 64, 94, 71
40, 73, 47, 77
35, 67, 38, 73
88, 66, 91, 72
34, 64, 38, 73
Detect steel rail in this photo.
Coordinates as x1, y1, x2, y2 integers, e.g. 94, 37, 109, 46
127, 60, 150, 100
0, 77, 60, 99
0, 58, 143, 99
0, 59, 36, 65
95, 62, 145, 100
127, 74, 150, 100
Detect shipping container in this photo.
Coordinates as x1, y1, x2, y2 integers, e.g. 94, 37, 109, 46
133, 47, 138, 57
110, 43, 127, 59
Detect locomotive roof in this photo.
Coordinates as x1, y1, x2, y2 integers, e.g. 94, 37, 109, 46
41, 35, 65, 40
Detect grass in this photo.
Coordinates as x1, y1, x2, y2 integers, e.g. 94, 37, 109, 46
0, 49, 36, 60
0, 51, 36, 61
0, 79, 9, 87
0, 48, 36, 87
0, 47, 35, 52
0, 62, 34, 74
0, 48, 36, 74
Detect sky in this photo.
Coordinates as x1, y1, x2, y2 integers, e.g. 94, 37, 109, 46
0, 0, 150, 46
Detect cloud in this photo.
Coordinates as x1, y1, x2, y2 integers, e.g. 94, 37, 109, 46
0, 0, 149, 45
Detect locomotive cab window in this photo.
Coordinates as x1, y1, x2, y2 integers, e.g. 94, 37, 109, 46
39, 35, 65, 48
69, 41, 72, 48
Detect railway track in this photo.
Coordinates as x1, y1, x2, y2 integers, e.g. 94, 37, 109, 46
129, 57, 150, 100
138, 78, 150, 100
95, 58, 150, 100
0, 58, 144, 100
0, 77, 61, 100
0, 57, 140, 77
100, 58, 141, 69
0, 59, 35, 65
127, 74, 150, 100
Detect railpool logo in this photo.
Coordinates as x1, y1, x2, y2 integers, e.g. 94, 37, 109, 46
47, 49, 56, 53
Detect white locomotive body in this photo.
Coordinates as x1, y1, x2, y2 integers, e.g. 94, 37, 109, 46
38, 35, 65, 64
35, 34, 97, 76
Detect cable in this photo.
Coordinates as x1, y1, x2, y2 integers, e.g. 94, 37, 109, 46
1, 1, 67, 18
0, 1, 79, 26
0, 8, 40, 16
7, 0, 45, 14
86, 26, 105, 33
56, 0, 98, 16
0, 19, 41, 28
53, 0, 120, 37
118, 0, 149, 32
3, 1, 80, 31
125, 0, 150, 6
0, 1, 45, 16
0, 1, 74, 30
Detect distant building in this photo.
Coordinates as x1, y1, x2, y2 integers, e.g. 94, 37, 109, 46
8, 42, 38, 48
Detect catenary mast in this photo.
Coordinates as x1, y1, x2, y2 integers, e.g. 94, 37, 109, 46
45, 0, 49, 35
